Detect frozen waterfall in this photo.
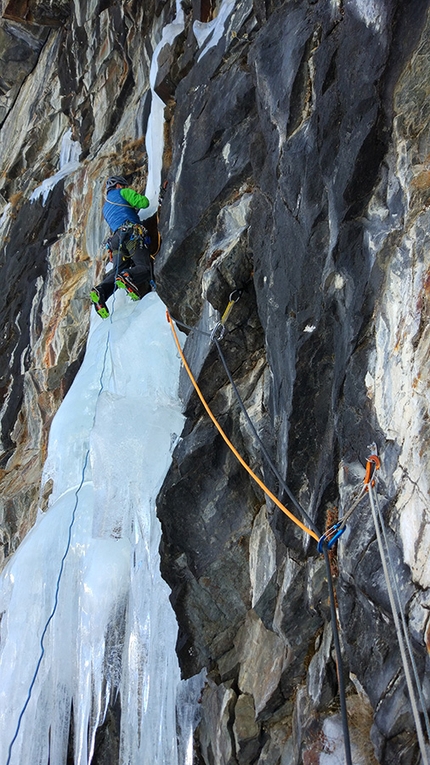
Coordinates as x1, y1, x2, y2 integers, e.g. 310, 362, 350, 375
0, 0, 216, 759
0, 292, 197, 764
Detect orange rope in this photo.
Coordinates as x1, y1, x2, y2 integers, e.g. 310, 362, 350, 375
167, 311, 319, 543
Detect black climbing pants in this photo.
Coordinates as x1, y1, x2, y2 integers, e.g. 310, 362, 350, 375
96, 229, 152, 302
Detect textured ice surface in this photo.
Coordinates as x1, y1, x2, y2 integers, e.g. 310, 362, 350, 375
0, 293, 185, 764
144, 0, 184, 217
30, 129, 81, 205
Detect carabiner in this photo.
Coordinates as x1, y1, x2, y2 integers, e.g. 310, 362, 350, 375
210, 322, 226, 342
317, 522, 346, 553
363, 454, 380, 487
229, 289, 242, 303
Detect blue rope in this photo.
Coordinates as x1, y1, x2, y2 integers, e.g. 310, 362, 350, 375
6, 451, 90, 764
6, 294, 114, 764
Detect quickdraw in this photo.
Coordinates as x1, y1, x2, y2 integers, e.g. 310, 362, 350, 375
317, 452, 381, 553
210, 289, 242, 341
317, 522, 346, 553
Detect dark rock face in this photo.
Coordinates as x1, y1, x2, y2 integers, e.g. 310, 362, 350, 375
0, 186, 65, 453
2, 0, 70, 26
1, 0, 430, 762
155, 0, 430, 762
0, 19, 48, 125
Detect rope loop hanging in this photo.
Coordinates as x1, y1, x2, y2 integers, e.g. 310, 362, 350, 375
167, 310, 319, 542
167, 306, 354, 765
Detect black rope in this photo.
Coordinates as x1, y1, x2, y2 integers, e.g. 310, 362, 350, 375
213, 337, 320, 537
212, 324, 352, 764
213, 336, 353, 763
323, 545, 353, 765
172, 308, 353, 763
173, 317, 212, 337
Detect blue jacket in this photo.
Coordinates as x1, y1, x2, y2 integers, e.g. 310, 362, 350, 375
103, 188, 150, 232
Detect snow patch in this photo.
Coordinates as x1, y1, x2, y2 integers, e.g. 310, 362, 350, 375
333, 273, 345, 290
222, 142, 231, 164
346, 0, 386, 32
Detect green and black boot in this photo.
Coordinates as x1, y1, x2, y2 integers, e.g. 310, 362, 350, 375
90, 288, 109, 319
115, 272, 140, 301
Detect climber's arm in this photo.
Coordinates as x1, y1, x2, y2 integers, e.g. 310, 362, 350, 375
120, 188, 150, 209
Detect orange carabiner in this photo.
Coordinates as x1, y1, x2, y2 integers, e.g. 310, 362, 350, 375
363, 454, 381, 488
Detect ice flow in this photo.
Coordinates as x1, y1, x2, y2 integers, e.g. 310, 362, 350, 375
0, 292, 186, 764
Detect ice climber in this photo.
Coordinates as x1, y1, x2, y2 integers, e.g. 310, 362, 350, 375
90, 175, 152, 318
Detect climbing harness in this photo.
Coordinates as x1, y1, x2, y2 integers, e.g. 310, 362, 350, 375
103, 223, 151, 271
115, 221, 149, 248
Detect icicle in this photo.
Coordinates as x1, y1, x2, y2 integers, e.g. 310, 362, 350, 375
193, 0, 237, 61
30, 129, 81, 205
176, 669, 207, 765
0, 295, 185, 764
143, 0, 185, 216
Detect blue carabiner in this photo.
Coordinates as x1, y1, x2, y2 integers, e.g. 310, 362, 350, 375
317, 523, 346, 553
327, 524, 346, 550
